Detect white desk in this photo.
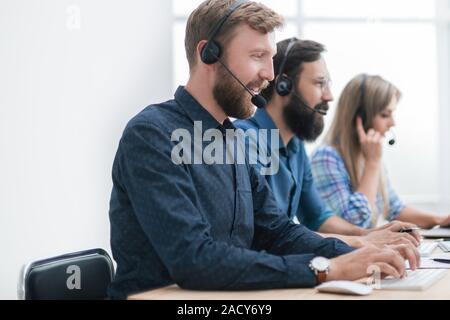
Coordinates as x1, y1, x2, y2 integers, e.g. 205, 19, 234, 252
129, 244, 450, 300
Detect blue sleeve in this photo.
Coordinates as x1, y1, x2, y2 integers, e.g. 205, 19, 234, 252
118, 121, 353, 291
296, 146, 335, 232
311, 146, 373, 228
248, 163, 355, 258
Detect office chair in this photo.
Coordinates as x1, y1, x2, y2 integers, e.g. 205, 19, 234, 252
18, 248, 115, 300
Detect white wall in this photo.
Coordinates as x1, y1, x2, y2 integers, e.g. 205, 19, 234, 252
0, 0, 173, 299
438, 7, 450, 206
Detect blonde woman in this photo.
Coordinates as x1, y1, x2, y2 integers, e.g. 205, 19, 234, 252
311, 74, 450, 229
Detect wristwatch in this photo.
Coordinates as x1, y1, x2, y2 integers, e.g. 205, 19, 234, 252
309, 257, 330, 285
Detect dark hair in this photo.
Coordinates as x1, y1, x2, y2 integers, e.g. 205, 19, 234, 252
261, 38, 326, 102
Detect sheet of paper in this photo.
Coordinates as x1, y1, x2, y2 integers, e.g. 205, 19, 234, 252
406, 254, 450, 269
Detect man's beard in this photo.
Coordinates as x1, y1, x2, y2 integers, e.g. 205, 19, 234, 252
213, 63, 267, 120
283, 90, 328, 142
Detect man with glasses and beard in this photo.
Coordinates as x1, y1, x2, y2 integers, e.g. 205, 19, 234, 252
235, 38, 422, 249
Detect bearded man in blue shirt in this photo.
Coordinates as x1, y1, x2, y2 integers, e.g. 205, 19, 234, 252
234, 37, 422, 250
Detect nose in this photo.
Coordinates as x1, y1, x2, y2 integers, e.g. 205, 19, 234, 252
322, 86, 334, 102
260, 58, 275, 82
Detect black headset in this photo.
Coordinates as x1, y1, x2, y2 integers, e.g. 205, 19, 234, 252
358, 73, 369, 130
273, 37, 328, 115
275, 37, 298, 96
200, 0, 247, 65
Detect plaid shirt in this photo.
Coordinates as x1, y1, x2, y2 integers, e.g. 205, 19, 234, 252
310, 145, 405, 228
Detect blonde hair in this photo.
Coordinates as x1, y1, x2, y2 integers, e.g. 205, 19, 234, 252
185, 0, 284, 69
325, 74, 402, 219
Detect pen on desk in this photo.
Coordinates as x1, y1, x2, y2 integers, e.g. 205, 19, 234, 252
431, 259, 450, 264
400, 227, 421, 233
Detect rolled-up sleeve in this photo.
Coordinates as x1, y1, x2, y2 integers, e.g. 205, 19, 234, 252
311, 146, 373, 228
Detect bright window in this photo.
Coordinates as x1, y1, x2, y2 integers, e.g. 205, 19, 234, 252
303, 21, 439, 199
302, 0, 435, 19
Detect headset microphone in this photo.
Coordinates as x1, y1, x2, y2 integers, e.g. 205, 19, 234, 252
215, 57, 267, 109
199, 0, 267, 109
388, 129, 396, 146
251, 94, 268, 110
290, 90, 328, 116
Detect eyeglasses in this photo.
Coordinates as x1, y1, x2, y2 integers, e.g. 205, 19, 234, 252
299, 76, 333, 92
313, 78, 333, 92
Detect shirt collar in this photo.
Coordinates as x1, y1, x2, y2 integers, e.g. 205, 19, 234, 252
252, 108, 301, 154
174, 86, 224, 133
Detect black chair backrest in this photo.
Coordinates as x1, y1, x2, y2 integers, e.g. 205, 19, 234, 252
20, 248, 114, 300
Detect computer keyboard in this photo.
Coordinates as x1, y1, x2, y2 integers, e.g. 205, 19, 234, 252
419, 242, 439, 256
379, 269, 448, 291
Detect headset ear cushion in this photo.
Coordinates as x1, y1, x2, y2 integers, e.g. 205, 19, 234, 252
276, 75, 293, 96
201, 40, 221, 65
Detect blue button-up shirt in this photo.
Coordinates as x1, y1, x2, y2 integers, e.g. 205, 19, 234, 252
234, 109, 335, 231
108, 87, 352, 299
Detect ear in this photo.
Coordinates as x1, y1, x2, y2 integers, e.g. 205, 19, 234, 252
196, 40, 211, 67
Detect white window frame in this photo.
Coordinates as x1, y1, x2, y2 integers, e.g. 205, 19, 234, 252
436, 0, 450, 206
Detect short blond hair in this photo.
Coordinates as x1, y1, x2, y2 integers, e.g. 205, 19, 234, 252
185, 0, 284, 69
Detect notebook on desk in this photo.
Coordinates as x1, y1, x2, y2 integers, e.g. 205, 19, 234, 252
421, 226, 450, 239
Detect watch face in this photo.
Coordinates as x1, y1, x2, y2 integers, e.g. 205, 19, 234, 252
312, 257, 330, 272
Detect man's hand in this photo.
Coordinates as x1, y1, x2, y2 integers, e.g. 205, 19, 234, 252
386, 244, 421, 270
360, 228, 420, 248
369, 221, 421, 244
328, 245, 410, 282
